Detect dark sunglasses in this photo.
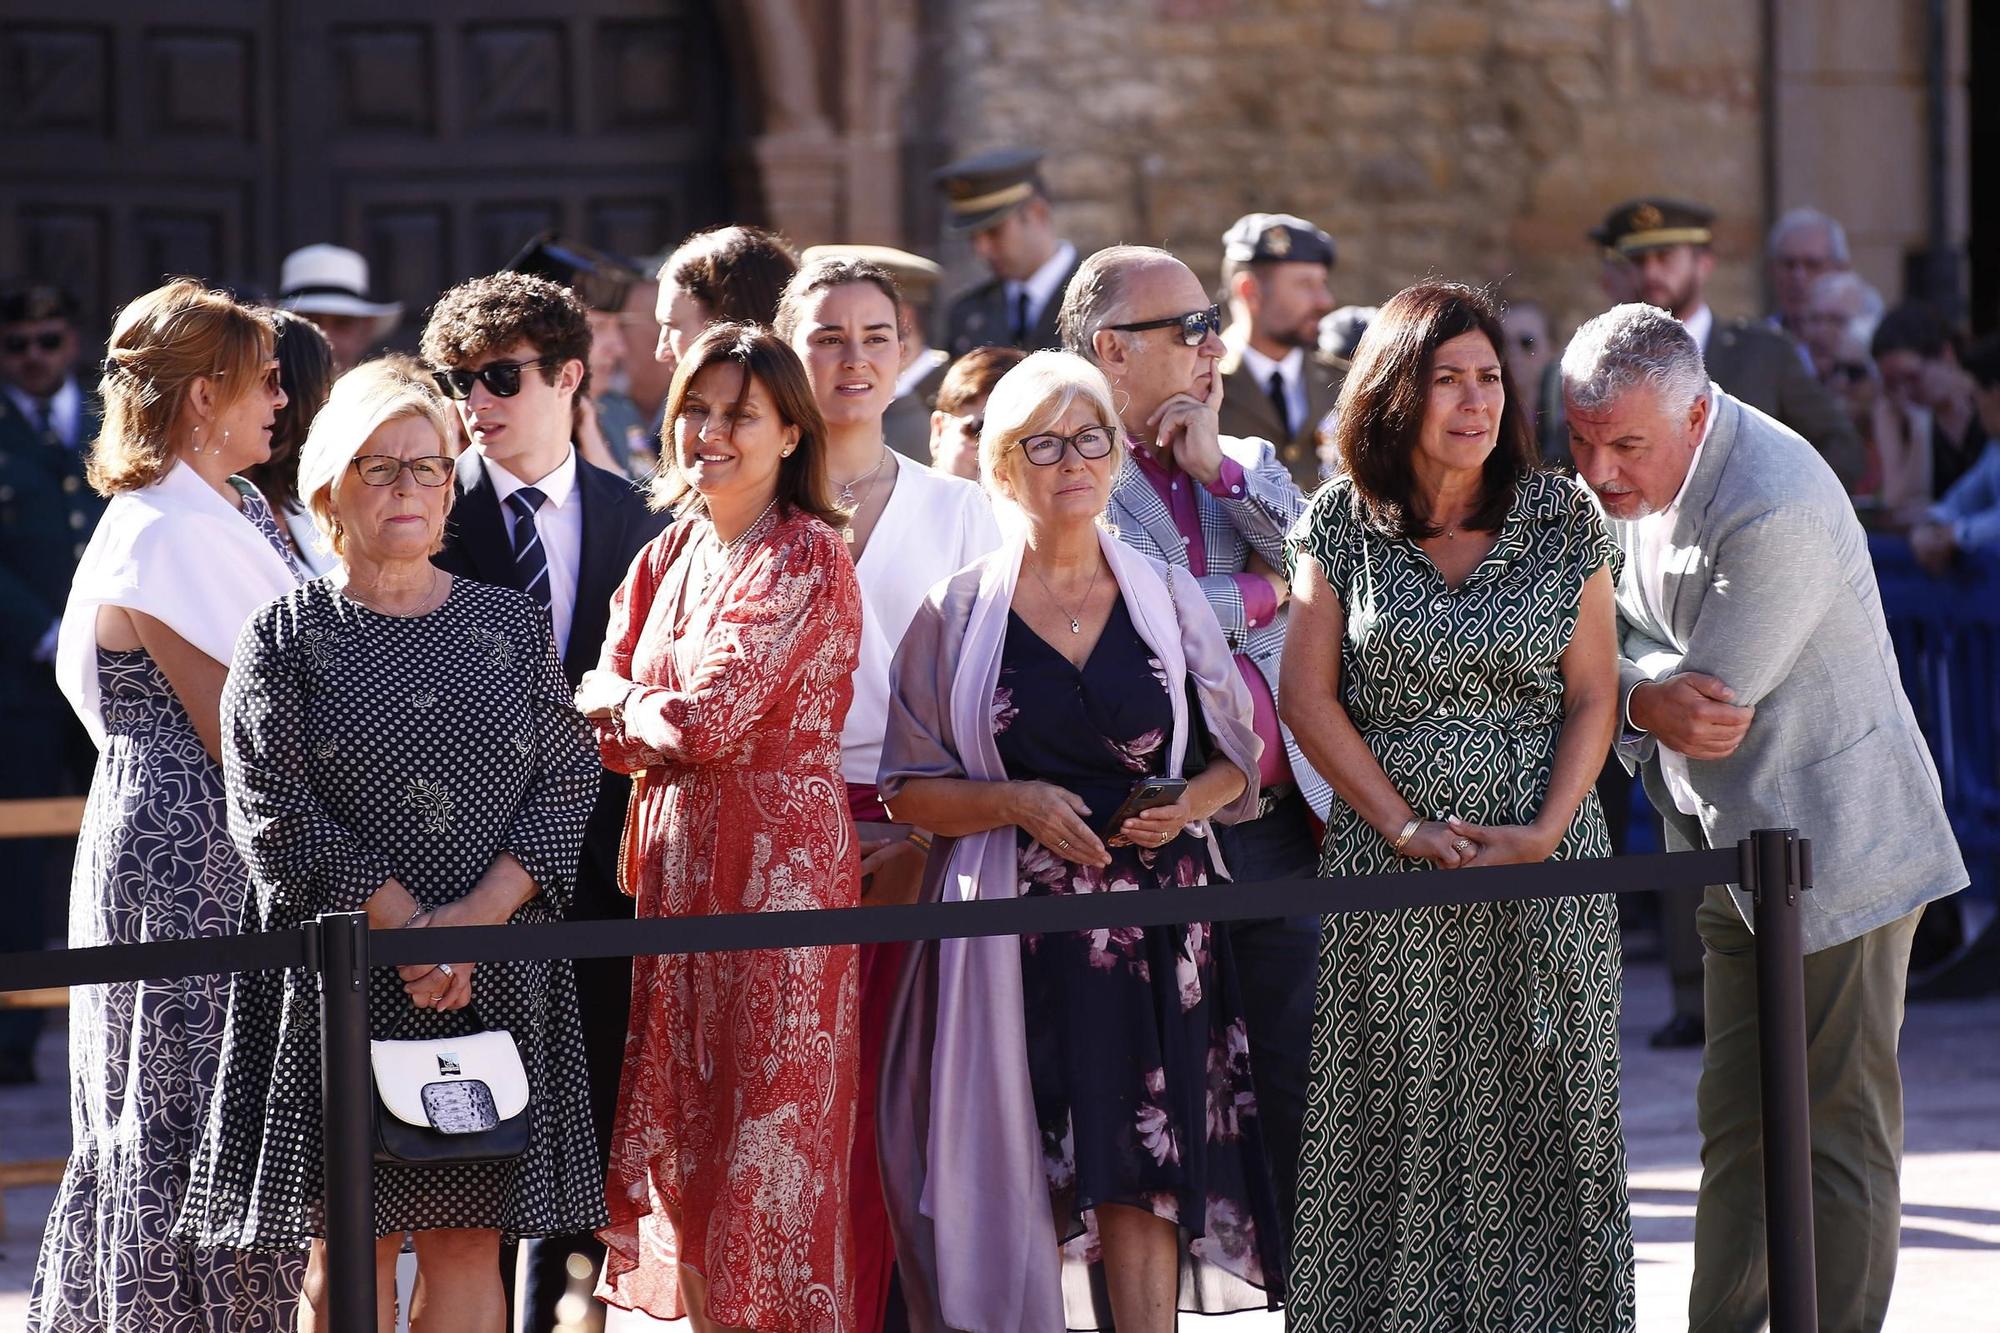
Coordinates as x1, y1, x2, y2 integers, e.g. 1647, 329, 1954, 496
430, 356, 559, 400
1019, 425, 1117, 466
1106, 304, 1224, 347
2, 331, 66, 355
349, 454, 454, 487
1829, 362, 1872, 386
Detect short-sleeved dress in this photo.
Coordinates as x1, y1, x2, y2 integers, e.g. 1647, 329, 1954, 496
995, 595, 1285, 1319
1285, 472, 1634, 1331
175, 576, 607, 1248
29, 487, 304, 1333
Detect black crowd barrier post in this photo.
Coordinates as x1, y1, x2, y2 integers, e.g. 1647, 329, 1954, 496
1744, 828, 1819, 1333
314, 911, 378, 1332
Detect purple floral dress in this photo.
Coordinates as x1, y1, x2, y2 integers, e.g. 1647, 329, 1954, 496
994, 594, 1284, 1319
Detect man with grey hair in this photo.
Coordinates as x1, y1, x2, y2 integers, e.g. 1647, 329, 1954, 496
1061, 243, 1324, 1246
1767, 207, 1852, 345
1564, 302, 1965, 1333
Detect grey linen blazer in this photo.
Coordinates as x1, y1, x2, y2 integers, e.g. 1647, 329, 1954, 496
1614, 389, 1965, 952
1106, 433, 1333, 819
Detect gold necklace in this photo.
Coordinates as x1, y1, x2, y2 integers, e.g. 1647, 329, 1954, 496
1026, 555, 1101, 635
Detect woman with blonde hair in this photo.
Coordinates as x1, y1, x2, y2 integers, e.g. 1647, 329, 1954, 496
175, 359, 605, 1331
33, 279, 305, 1330
575, 321, 863, 1328
876, 350, 1286, 1331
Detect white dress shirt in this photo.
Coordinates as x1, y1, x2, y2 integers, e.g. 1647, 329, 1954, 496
1679, 303, 1714, 356
481, 444, 582, 657
1627, 386, 1719, 815
1005, 240, 1078, 340
4, 377, 84, 448
1238, 343, 1307, 436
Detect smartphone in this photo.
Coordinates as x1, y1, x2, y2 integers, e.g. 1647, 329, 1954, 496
1100, 777, 1189, 839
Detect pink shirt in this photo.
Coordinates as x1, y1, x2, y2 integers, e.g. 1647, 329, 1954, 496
1132, 449, 1293, 790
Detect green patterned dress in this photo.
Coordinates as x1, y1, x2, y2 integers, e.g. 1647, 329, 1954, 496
1284, 471, 1634, 1332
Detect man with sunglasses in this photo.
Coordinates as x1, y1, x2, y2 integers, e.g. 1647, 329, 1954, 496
1061, 244, 1326, 1259
420, 271, 666, 1332
0, 282, 106, 1082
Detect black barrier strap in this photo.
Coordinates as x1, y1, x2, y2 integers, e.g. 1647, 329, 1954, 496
0, 927, 310, 993
0, 848, 1741, 992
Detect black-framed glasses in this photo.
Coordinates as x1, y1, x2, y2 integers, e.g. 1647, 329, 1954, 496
1019, 425, 1117, 466
350, 454, 454, 487
430, 356, 560, 400
1105, 304, 1223, 347
2, 331, 66, 355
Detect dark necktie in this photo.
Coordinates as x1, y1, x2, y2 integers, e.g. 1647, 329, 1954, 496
505, 488, 552, 614
1012, 288, 1032, 346
1266, 369, 1293, 440
30, 397, 54, 441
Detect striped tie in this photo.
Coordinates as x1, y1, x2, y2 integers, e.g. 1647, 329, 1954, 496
505, 488, 551, 615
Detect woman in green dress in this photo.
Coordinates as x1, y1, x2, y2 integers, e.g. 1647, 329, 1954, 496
1278, 282, 1633, 1330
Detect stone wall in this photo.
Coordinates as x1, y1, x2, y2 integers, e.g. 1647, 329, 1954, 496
903, 0, 1964, 344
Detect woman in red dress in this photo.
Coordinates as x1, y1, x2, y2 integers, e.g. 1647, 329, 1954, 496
576, 322, 863, 1330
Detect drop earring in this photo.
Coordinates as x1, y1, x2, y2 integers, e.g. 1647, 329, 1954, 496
189, 424, 203, 455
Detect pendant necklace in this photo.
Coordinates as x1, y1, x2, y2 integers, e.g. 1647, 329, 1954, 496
833, 448, 889, 509
1027, 556, 1100, 635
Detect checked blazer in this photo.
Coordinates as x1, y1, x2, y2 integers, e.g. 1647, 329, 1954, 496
1107, 433, 1332, 818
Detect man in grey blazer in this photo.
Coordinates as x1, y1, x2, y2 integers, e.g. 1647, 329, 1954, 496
1061, 243, 1327, 1248
1563, 304, 1966, 1333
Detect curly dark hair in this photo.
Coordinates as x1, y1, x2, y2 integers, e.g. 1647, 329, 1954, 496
1332, 281, 1539, 540
420, 270, 594, 397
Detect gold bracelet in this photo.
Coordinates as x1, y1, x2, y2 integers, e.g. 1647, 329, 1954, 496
904, 831, 933, 853
1390, 817, 1423, 852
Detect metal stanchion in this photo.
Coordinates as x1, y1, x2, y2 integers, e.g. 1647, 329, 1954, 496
1746, 828, 1819, 1333
315, 911, 377, 1332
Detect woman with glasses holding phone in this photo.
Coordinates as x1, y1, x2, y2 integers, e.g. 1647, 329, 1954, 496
34, 280, 305, 1331
176, 360, 605, 1331
876, 351, 1285, 1333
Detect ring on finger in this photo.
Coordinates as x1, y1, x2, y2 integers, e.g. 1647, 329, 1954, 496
436, 963, 455, 979
1452, 837, 1472, 852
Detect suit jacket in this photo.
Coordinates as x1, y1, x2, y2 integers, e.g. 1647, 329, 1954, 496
884, 354, 951, 463
1613, 390, 1964, 952
1106, 434, 1332, 819
944, 254, 1082, 359
1704, 318, 1864, 490
434, 449, 670, 919
1217, 345, 1347, 491
0, 387, 105, 789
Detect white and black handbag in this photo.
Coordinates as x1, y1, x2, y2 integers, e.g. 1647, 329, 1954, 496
370, 1016, 531, 1166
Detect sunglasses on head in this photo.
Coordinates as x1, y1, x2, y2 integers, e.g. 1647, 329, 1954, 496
2, 331, 65, 356
430, 356, 559, 401
1106, 304, 1224, 347
1018, 425, 1117, 466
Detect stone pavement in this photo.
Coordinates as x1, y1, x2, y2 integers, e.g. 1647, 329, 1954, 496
5, 957, 1997, 1330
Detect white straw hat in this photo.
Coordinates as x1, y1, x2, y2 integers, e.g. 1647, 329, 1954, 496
278, 244, 403, 337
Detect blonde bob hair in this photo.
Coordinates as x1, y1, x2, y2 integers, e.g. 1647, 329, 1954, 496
90, 279, 276, 496
297, 360, 456, 560
977, 350, 1126, 503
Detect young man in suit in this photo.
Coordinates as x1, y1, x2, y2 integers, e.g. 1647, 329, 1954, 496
421, 272, 669, 1331
1062, 244, 1326, 1252
0, 283, 105, 1082
934, 147, 1081, 358
1565, 304, 1965, 1333
1216, 213, 1345, 490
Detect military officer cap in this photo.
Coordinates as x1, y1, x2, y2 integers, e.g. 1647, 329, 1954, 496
931, 147, 1047, 232
1222, 213, 1337, 268
503, 232, 642, 312
1591, 198, 1715, 256
0, 283, 80, 326
800, 244, 944, 298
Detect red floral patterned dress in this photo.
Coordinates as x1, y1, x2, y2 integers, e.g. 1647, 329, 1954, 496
591, 507, 863, 1330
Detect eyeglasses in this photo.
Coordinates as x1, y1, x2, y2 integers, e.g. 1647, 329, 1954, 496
1828, 362, 1872, 386
349, 454, 454, 487
1105, 304, 1224, 347
1511, 334, 1538, 353
1018, 425, 1117, 466
430, 356, 560, 400
2, 331, 66, 355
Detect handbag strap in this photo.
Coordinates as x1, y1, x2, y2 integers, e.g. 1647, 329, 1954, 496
377, 999, 500, 1044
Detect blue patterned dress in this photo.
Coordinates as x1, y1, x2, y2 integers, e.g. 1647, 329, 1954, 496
29, 485, 304, 1332
1284, 472, 1634, 1332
